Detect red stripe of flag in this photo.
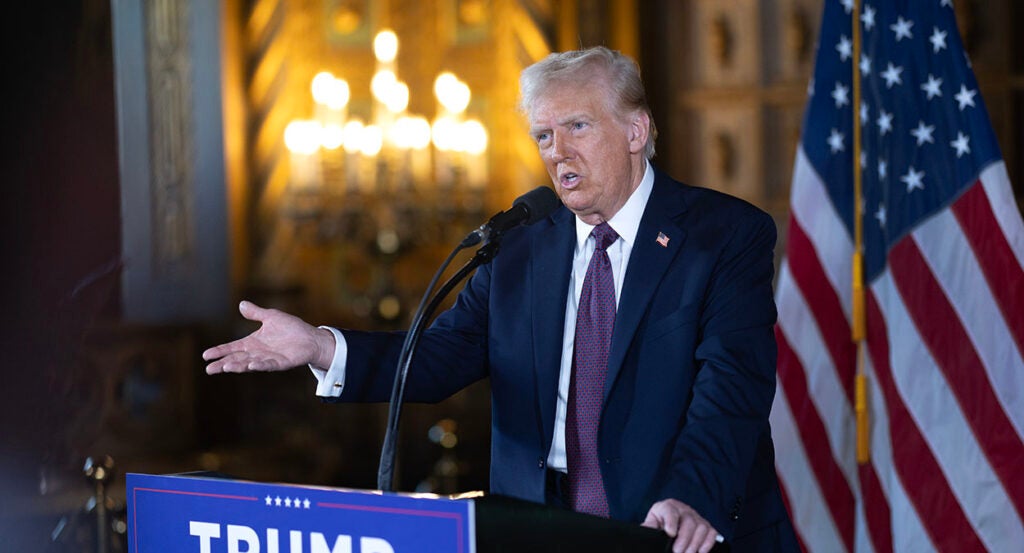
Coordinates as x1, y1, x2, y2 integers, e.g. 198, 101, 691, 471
776, 326, 855, 551
950, 182, 1024, 359
776, 472, 809, 553
857, 463, 893, 553
889, 237, 1024, 521
785, 215, 858, 403
864, 290, 987, 551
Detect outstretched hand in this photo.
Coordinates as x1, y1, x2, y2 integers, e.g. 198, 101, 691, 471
642, 498, 722, 553
203, 301, 336, 374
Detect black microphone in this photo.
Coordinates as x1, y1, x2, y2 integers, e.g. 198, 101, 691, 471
462, 186, 561, 246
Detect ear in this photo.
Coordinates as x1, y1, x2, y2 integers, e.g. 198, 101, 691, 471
627, 110, 650, 155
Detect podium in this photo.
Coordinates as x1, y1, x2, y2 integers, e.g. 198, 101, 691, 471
127, 473, 671, 552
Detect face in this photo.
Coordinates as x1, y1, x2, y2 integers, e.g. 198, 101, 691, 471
528, 78, 649, 225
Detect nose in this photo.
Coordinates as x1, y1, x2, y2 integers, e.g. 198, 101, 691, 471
547, 131, 571, 162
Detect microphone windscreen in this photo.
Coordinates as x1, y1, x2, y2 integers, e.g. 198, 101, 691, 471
513, 186, 561, 225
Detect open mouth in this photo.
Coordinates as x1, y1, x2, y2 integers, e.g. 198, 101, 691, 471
559, 172, 580, 188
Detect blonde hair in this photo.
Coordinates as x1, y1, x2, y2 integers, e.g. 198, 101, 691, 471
519, 46, 658, 159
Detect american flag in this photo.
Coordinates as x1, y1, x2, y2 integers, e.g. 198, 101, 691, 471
772, 1, 1024, 551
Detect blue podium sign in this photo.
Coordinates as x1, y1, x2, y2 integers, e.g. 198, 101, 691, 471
127, 473, 475, 553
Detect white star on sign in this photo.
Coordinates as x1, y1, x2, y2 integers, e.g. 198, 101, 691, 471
881, 63, 904, 88
836, 35, 853, 62
911, 121, 936, 145
891, 17, 914, 41
832, 81, 850, 108
294, 497, 302, 508
901, 166, 925, 192
875, 204, 887, 227
877, 109, 894, 135
921, 74, 943, 100
951, 132, 971, 157
955, 85, 977, 110
828, 128, 845, 153
275, 496, 282, 506
265, 495, 273, 506
860, 54, 872, 76
930, 27, 948, 53
303, 499, 311, 509
861, 5, 877, 31
284, 497, 292, 508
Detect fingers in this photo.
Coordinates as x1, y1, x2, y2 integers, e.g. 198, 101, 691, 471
643, 499, 720, 553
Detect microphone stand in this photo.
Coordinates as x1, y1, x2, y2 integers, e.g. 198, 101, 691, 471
376, 236, 502, 492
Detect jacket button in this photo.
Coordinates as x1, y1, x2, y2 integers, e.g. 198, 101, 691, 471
537, 458, 545, 469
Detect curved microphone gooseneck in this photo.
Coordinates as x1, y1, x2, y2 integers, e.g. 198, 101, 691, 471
376, 186, 560, 492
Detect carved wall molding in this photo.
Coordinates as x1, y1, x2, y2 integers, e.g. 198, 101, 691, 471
145, 0, 195, 277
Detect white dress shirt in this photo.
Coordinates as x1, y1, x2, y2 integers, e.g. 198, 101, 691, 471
311, 163, 656, 474
545, 162, 654, 472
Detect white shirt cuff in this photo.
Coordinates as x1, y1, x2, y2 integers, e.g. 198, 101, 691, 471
310, 326, 347, 397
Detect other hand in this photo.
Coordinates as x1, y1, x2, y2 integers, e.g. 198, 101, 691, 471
203, 301, 335, 374
642, 498, 720, 553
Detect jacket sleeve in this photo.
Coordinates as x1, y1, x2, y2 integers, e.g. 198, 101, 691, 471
656, 207, 779, 540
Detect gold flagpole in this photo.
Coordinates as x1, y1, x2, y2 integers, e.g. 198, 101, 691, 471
851, 0, 870, 464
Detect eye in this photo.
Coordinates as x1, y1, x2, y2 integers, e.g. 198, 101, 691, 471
572, 121, 588, 131
534, 131, 551, 144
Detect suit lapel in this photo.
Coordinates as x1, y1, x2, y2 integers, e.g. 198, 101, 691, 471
604, 173, 689, 401
532, 207, 576, 443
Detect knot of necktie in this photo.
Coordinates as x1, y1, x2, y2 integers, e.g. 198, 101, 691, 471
591, 223, 619, 251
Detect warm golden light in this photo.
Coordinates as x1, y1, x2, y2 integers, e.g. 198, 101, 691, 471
384, 81, 410, 113
393, 116, 432, 150
434, 72, 471, 114
371, 70, 398, 103
342, 119, 365, 154
360, 125, 384, 156
431, 116, 460, 152
321, 123, 344, 150
461, 119, 488, 155
312, 72, 350, 110
284, 120, 321, 154
373, 30, 399, 63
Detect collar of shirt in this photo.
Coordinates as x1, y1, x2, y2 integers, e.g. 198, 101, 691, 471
573, 161, 655, 252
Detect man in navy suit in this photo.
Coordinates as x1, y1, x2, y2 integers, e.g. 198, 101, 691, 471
205, 47, 797, 552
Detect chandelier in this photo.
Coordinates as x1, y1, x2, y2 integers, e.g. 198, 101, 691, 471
277, 29, 491, 324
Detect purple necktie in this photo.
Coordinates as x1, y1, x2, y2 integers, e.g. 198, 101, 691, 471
566, 222, 618, 517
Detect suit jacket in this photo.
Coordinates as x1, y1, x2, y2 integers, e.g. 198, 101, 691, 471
336, 166, 797, 548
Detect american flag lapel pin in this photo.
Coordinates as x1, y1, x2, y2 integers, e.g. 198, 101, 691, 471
656, 232, 670, 247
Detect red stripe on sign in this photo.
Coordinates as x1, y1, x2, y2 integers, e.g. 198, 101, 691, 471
857, 462, 893, 553
889, 237, 1024, 522
785, 215, 857, 403
951, 181, 1024, 362
864, 291, 987, 552
776, 326, 855, 551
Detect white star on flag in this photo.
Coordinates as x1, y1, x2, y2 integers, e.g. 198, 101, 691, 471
951, 132, 971, 157
877, 109, 894, 135
832, 82, 850, 107
881, 63, 903, 88
921, 74, 943, 99
901, 166, 926, 192
911, 121, 936, 145
875, 203, 886, 227
828, 128, 845, 153
837, 35, 853, 61
955, 85, 977, 110
841, 0, 854, 14
861, 5, 876, 31
930, 27, 948, 53
860, 102, 869, 125
860, 54, 872, 76
878, 159, 888, 179
891, 16, 914, 41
